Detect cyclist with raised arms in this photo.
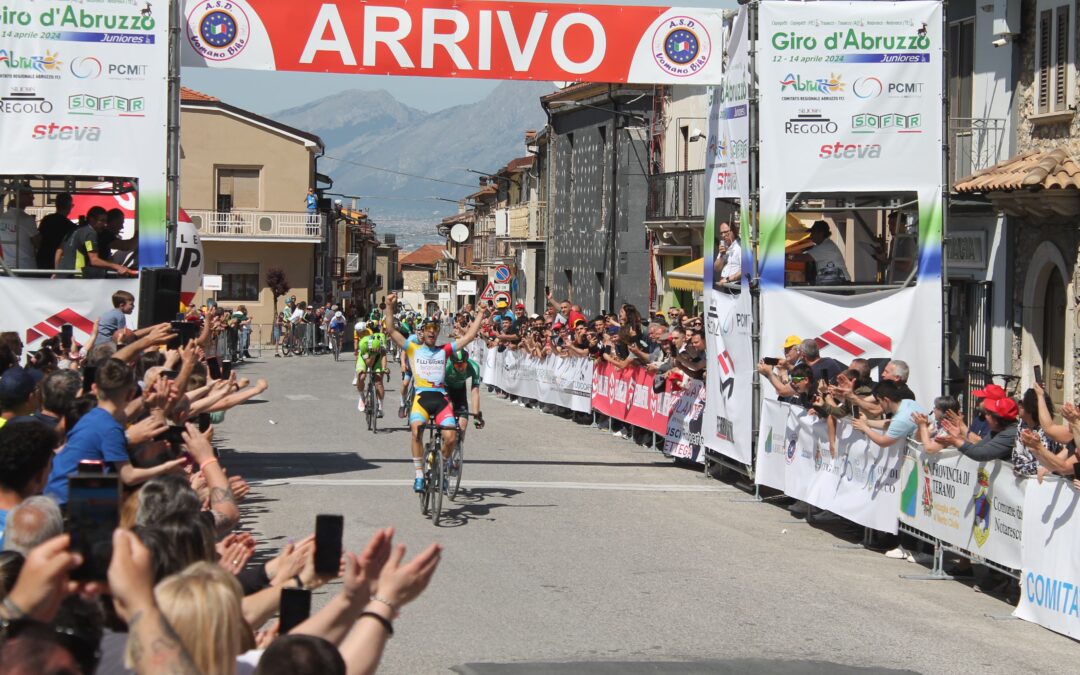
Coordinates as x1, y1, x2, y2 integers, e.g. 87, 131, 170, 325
384, 292, 487, 492
355, 321, 388, 416
445, 349, 485, 453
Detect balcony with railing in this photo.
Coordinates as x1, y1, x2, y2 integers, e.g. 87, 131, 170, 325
421, 282, 441, 295
531, 201, 547, 240
645, 170, 705, 225
949, 118, 1007, 189
188, 210, 325, 241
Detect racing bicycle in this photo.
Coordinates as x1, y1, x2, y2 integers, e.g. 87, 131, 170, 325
363, 368, 382, 433
280, 324, 306, 357
329, 328, 342, 361
419, 419, 450, 525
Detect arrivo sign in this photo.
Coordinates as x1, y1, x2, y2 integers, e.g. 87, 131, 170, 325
181, 0, 724, 84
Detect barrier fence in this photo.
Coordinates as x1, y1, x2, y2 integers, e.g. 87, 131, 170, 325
469, 343, 1080, 640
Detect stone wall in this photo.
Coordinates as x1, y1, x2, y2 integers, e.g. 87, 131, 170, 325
1014, 0, 1080, 154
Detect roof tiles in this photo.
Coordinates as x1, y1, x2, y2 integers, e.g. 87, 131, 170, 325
955, 149, 1080, 194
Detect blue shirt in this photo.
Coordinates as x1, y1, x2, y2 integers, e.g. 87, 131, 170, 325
305, 193, 317, 211
45, 407, 129, 505
0, 510, 7, 548
96, 308, 127, 345
886, 398, 924, 441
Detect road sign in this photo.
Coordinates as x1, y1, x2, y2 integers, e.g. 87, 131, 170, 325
493, 283, 510, 292
479, 282, 495, 301
494, 291, 511, 306
494, 265, 511, 283
456, 280, 477, 296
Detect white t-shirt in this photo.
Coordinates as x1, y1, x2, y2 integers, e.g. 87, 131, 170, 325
0, 207, 38, 269
290, 308, 305, 324
808, 238, 850, 283
719, 239, 742, 280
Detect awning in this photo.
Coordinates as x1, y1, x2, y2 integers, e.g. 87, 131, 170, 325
667, 257, 703, 292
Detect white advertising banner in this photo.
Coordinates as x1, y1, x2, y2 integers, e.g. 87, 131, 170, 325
472, 342, 591, 413
1014, 479, 1080, 638
898, 449, 1025, 570
755, 398, 794, 491
703, 290, 753, 464
754, 399, 902, 533
0, 277, 139, 349
0, 0, 169, 266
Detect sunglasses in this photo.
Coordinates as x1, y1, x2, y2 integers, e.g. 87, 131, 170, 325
790, 376, 808, 383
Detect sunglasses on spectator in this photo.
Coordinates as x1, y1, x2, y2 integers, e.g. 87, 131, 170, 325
790, 376, 807, 382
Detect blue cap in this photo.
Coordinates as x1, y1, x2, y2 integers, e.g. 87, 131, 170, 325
0, 367, 44, 404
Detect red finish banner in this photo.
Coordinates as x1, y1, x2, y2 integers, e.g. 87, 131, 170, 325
181, 0, 724, 84
591, 360, 672, 436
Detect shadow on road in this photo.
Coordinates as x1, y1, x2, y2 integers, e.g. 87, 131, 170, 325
219, 451, 379, 480
342, 457, 679, 469
436, 487, 555, 528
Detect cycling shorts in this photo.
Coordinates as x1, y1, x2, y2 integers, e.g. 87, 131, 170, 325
447, 386, 470, 417
356, 353, 387, 374
409, 390, 456, 428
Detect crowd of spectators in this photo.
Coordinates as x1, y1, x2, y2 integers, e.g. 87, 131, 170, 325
448, 292, 709, 441
0, 292, 441, 674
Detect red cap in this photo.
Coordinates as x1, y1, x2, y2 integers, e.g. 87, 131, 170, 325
514, 303, 525, 309
983, 397, 1019, 421
971, 384, 1006, 400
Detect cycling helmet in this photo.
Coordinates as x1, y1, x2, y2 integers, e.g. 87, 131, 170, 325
370, 309, 381, 321
450, 349, 468, 364
420, 317, 440, 330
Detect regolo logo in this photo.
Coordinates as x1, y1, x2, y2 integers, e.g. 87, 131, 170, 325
32, 122, 101, 142
818, 141, 881, 159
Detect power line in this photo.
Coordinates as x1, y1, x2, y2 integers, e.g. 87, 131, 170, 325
322, 155, 479, 189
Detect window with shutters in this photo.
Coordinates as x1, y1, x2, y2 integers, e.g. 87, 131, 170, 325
1034, 0, 1076, 117
218, 262, 260, 301
216, 167, 262, 210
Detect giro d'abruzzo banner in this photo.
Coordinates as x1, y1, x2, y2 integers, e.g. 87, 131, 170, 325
473, 342, 591, 413
757, 1, 943, 406
702, 6, 753, 466
756, 399, 903, 533
1014, 479, 1080, 639
181, 0, 723, 84
0, 277, 140, 349
898, 449, 1025, 570
0, 1, 168, 267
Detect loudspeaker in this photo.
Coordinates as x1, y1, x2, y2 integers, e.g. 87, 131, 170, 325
138, 267, 182, 329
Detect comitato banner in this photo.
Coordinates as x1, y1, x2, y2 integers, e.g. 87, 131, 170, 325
1014, 479, 1080, 639
898, 448, 1025, 570
180, 0, 724, 84
0, 0, 168, 267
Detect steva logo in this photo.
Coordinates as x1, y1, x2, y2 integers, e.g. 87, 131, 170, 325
813, 317, 892, 358
31, 122, 102, 142
818, 141, 882, 159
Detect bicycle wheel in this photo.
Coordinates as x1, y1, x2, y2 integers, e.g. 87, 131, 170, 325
371, 386, 379, 434
449, 433, 464, 501
430, 438, 444, 525
280, 338, 291, 357
332, 336, 340, 361
365, 386, 374, 431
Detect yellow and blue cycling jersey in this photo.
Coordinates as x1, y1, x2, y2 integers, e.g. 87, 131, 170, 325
404, 340, 458, 391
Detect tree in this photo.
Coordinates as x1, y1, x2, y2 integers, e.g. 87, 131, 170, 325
266, 268, 290, 316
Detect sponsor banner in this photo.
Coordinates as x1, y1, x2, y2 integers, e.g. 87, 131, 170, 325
663, 377, 705, 463
0, 276, 139, 349
757, 262, 941, 407
472, 341, 591, 413
757, 1, 943, 192
0, 0, 168, 267
754, 399, 902, 533
180, 0, 724, 84
702, 7, 753, 466
703, 287, 753, 464
591, 360, 671, 436
1015, 479, 1080, 638
755, 398, 793, 491
898, 448, 1025, 570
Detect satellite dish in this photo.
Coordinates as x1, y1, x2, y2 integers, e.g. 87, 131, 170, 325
449, 223, 470, 243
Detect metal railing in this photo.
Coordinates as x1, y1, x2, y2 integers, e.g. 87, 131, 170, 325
645, 170, 705, 222
532, 201, 547, 240
948, 117, 1007, 188
187, 210, 325, 239
421, 283, 441, 294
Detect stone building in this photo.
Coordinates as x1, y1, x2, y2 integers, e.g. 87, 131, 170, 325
955, 0, 1080, 409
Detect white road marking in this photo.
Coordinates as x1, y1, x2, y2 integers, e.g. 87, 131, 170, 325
250, 478, 735, 493
284, 394, 319, 401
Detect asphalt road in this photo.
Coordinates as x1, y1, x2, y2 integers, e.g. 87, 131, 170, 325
218, 350, 1078, 674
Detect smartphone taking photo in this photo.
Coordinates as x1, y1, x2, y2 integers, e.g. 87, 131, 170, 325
68, 474, 121, 582
279, 588, 312, 633
314, 514, 344, 576
1034, 365, 1044, 387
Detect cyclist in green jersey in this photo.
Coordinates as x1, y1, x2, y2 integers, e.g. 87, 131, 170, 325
356, 330, 388, 416
445, 349, 485, 438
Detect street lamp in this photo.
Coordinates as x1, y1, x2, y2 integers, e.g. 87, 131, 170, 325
454, 167, 514, 186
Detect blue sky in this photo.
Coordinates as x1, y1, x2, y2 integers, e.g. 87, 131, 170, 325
182, 0, 737, 114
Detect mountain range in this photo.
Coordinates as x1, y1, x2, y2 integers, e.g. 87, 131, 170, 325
271, 81, 552, 249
